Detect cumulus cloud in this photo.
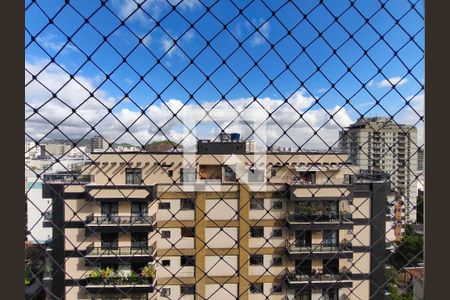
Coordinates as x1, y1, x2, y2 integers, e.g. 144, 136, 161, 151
378, 76, 408, 88
25, 60, 354, 149
395, 94, 424, 146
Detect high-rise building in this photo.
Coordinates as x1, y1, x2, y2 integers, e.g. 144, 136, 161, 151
339, 117, 419, 223
43, 140, 390, 300
90, 135, 108, 152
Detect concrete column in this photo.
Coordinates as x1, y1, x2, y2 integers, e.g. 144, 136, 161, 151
195, 192, 206, 299
238, 184, 250, 300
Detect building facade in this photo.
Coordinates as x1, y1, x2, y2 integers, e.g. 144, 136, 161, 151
339, 117, 419, 223
43, 141, 390, 300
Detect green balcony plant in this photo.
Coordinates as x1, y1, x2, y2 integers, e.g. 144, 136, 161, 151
88, 269, 102, 285
140, 264, 156, 282
127, 271, 140, 284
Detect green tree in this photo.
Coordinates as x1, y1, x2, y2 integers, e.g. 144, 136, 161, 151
389, 232, 423, 269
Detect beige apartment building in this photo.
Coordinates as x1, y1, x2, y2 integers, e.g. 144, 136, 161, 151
43, 140, 390, 300
339, 117, 419, 223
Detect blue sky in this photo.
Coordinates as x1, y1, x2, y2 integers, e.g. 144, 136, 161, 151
25, 0, 424, 149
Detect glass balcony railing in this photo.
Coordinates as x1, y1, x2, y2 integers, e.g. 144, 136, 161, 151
286, 242, 352, 253
85, 214, 154, 225
286, 271, 352, 282
85, 244, 153, 256
286, 212, 352, 223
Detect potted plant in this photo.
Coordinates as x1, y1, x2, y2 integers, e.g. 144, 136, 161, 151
99, 267, 115, 284
127, 271, 140, 285
140, 264, 156, 283
88, 269, 102, 285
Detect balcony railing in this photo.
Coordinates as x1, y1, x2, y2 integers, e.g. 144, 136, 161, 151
286, 271, 352, 283
286, 212, 352, 223
286, 242, 352, 253
85, 214, 154, 225
85, 244, 153, 257
43, 173, 93, 183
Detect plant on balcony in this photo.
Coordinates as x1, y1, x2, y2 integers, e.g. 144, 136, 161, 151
88, 269, 102, 285
140, 264, 156, 282
124, 271, 138, 284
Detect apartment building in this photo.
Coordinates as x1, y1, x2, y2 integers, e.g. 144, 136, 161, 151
91, 135, 108, 152
339, 117, 419, 223
43, 140, 390, 300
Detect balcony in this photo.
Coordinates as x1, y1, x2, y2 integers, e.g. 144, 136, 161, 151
285, 271, 352, 289
43, 173, 93, 184
85, 276, 154, 294
286, 212, 353, 230
286, 242, 353, 259
84, 243, 154, 265
288, 184, 352, 201
84, 184, 156, 202
85, 214, 155, 233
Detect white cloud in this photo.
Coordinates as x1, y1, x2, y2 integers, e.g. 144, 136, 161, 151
250, 20, 271, 46
395, 94, 424, 146
25, 62, 354, 149
36, 34, 78, 54
378, 76, 408, 88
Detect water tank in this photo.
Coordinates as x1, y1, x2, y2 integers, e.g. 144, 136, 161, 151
230, 133, 240, 142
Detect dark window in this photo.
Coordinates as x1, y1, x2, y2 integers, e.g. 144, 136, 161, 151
271, 168, 277, 176
272, 228, 283, 238
101, 202, 118, 220
180, 285, 195, 295
131, 232, 148, 249
131, 262, 147, 273
295, 259, 312, 275
161, 231, 171, 239
323, 259, 339, 275
101, 233, 118, 249
322, 289, 338, 300
180, 198, 195, 210
272, 284, 282, 293
180, 256, 195, 267
181, 227, 195, 238
159, 202, 170, 209
162, 260, 171, 267
250, 283, 264, 293
296, 290, 312, 300
168, 170, 173, 177
272, 201, 283, 209
250, 198, 264, 210
250, 255, 264, 266
126, 168, 142, 184
131, 202, 148, 216
161, 288, 171, 297
250, 227, 264, 238
272, 256, 282, 266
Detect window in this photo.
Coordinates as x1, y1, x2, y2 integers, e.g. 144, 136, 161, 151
271, 168, 277, 176
162, 260, 171, 267
131, 202, 148, 216
158, 202, 170, 209
272, 284, 282, 293
248, 168, 265, 182
250, 283, 264, 293
272, 256, 283, 266
250, 227, 264, 238
250, 255, 264, 266
272, 200, 282, 209
181, 227, 195, 238
180, 285, 195, 296
101, 202, 118, 220
296, 290, 311, 300
250, 198, 264, 210
180, 256, 195, 267
131, 232, 148, 249
161, 231, 171, 239
272, 228, 283, 238
168, 170, 173, 177
322, 289, 338, 300
180, 198, 195, 210
101, 233, 118, 249
344, 174, 353, 184
180, 167, 196, 182
161, 288, 171, 298
126, 168, 142, 184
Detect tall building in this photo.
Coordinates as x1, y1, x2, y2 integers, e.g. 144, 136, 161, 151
90, 135, 108, 152
339, 117, 419, 223
43, 140, 390, 300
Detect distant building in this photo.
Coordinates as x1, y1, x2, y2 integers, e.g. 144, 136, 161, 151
41, 143, 72, 158
404, 267, 424, 300
90, 136, 108, 152
339, 117, 419, 223
417, 148, 424, 171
